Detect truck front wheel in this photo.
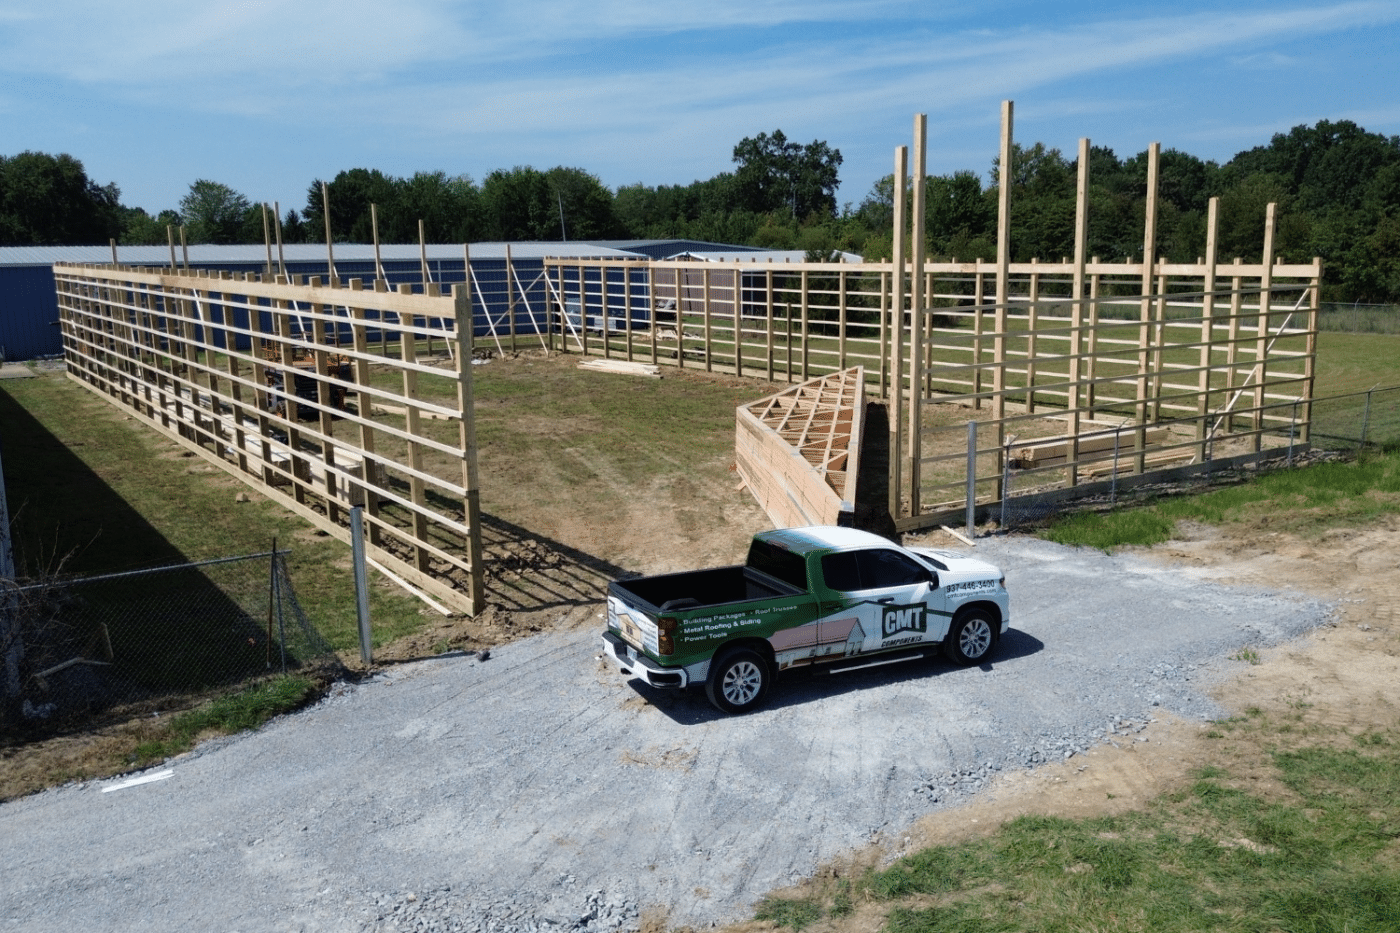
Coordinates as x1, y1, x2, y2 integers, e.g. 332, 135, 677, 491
943, 609, 996, 665
706, 648, 770, 714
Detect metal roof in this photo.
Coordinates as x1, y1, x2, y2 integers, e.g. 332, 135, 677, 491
671, 249, 863, 264
0, 242, 650, 268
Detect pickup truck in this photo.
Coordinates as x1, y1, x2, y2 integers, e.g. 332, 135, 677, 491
600, 526, 1011, 714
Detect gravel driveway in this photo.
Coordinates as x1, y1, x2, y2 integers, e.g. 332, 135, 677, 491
0, 538, 1331, 933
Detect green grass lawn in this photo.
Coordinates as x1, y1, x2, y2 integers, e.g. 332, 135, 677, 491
757, 717, 1400, 933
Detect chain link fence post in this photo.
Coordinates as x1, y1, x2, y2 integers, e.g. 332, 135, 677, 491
965, 421, 977, 539
351, 505, 372, 666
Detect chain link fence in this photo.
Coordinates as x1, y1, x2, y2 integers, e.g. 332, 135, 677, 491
994, 386, 1400, 530
1, 550, 338, 733
1317, 302, 1400, 334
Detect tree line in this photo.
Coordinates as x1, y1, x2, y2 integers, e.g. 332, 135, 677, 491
2, 120, 1396, 301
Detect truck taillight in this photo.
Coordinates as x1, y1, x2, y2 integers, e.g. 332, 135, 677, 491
658, 616, 677, 656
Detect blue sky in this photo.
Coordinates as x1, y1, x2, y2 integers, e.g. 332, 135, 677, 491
2, 0, 1398, 221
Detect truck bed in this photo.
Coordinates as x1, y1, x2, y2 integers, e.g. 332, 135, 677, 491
611, 565, 804, 612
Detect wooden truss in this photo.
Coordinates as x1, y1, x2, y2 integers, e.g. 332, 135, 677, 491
736, 367, 865, 528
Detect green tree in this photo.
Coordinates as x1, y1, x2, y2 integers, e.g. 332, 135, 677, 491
119, 207, 182, 245
480, 166, 553, 240
0, 151, 121, 245
304, 168, 397, 242
178, 180, 252, 244
544, 167, 623, 240
732, 130, 843, 221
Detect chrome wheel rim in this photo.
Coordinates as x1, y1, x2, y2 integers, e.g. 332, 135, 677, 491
721, 660, 763, 706
960, 618, 992, 659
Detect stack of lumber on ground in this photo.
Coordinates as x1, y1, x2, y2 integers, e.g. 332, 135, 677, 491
577, 359, 661, 378
1010, 426, 1170, 469
735, 367, 864, 528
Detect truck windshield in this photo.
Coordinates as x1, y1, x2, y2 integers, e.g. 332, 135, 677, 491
746, 540, 809, 592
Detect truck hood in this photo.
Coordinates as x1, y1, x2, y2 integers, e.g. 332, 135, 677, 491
906, 547, 1002, 581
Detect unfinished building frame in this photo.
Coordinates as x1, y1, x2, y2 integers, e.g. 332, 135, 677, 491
548, 106, 1320, 533
52, 264, 486, 615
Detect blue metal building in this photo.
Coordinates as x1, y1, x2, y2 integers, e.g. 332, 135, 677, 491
0, 240, 763, 360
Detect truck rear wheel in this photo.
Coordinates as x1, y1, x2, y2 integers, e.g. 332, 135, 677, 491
706, 648, 770, 714
943, 609, 996, 665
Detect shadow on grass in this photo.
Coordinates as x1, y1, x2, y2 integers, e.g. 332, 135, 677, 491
0, 385, 279, 730
477, 511, 634, 612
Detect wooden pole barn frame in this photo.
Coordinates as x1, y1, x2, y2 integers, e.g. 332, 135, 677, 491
52, 263, 486, 615
545, 113, 1320, 534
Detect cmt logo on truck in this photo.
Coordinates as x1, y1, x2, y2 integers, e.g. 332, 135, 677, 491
882, 605, 927, 636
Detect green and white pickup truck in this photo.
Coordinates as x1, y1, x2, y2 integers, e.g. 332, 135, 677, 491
600, 526, 1011, 714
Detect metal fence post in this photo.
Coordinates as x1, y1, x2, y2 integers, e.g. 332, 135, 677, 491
1111, 424, 1123, 506
1360, 387, 1373, 454
966, 421, 977, 538
1000, 434, 1012, 531
351, 505, 372, 665
274, 554, 287, 674
1288, 401, 1299, 467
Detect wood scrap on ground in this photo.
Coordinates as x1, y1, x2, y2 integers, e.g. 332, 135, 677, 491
577, 359, 662, 378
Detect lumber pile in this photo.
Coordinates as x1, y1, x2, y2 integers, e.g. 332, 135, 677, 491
577, 359, 662, 378
1010, 426, 1170, 469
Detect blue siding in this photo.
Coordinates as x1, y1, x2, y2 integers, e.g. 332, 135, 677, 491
0, 266, 64, 360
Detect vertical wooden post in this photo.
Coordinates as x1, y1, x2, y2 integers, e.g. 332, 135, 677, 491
1197, 197, 1220, 461
908, 114, 927, 517
878, 269, 890, 399
1150, 261, 1168, 425
418, 218, 430, 287
784, 301, 793, 382
261, 205, 273, 276
837, 269, 848, 371
321, 182, 338, 286
505, 243, 518, 353
1300, 257, 1321, 444
398, 283, 430, 572
890, 145, 908, 520
372, 203, 384, 285
733, 266, 744, 377
1253, 203, 1277, 450
274, 201, 287, 278
702, 266, 713, 372
309, 282, 340, 523
972, 260, 985, 409
462, 243, 476, 357
1025, 257, 1041, 414
1068, 138, 1090, 485
350, 280, 382, 544
677, 267, 687, 371
765, 266, 775, 381
799, 271, 810, 380
994, 101, 1013, 431
602, 261, 613, 360
649, 265, 659, 365
1225, 257, 1244, 423
623, 262, 634, 363
453, 282, 486, 614
1086, 258, 1100, 416
1136, 141, 1161, 469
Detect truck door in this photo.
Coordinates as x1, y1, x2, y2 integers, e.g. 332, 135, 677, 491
820, 549, 945, 655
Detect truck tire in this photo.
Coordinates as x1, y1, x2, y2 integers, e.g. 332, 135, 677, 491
705, 648, 770, 714
943, 608, 996, 665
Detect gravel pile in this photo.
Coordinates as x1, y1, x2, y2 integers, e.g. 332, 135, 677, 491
351, 885, 638, 933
